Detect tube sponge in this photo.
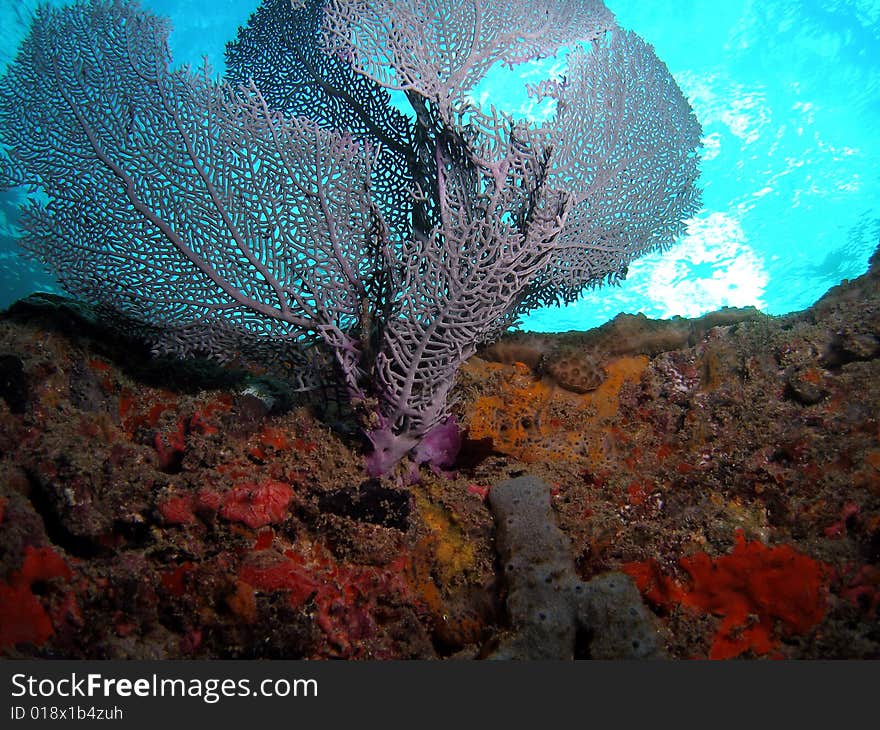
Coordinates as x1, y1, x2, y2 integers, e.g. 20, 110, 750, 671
488, 475, 662, 659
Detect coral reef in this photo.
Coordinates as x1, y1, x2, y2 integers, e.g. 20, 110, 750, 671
1, 249, 879, 659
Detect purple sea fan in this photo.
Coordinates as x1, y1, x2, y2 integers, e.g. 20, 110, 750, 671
1, 0, 702, 476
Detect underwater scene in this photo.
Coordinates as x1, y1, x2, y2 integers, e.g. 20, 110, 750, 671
0, 0, 878, 660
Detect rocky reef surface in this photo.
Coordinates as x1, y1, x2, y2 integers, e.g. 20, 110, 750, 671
1, 248, 878, 659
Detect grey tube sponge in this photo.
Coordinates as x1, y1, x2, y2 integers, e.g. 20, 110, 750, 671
488, 475, 663, 659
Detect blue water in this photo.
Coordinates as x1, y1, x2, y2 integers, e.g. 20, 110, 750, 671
1, 0, 878, 333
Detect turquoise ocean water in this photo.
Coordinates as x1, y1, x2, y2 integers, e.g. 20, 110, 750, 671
1, 0, 878, 332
